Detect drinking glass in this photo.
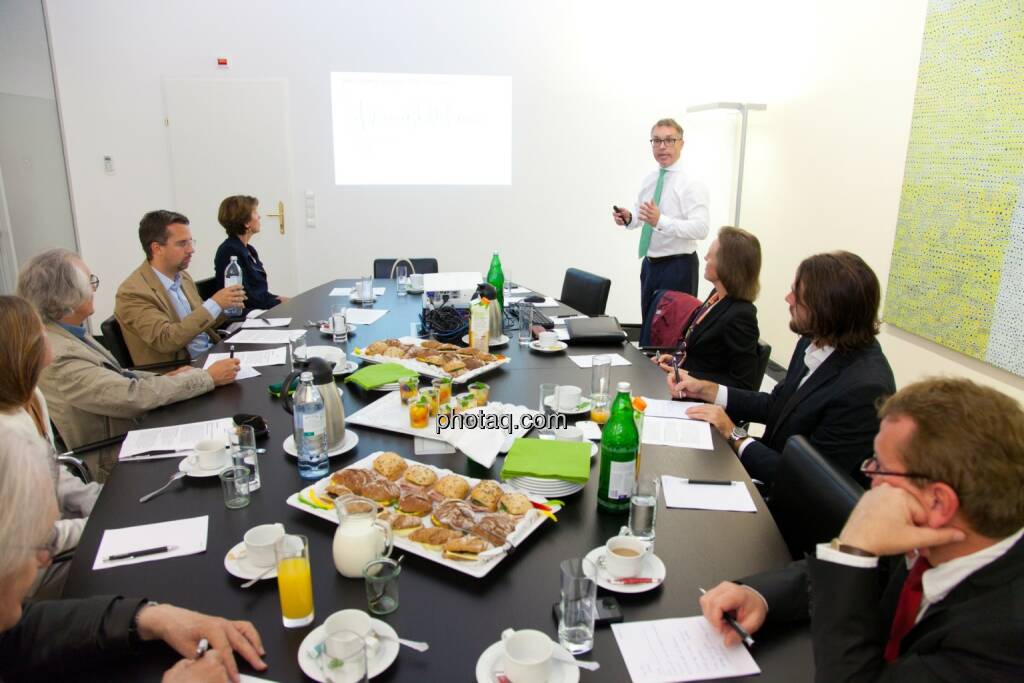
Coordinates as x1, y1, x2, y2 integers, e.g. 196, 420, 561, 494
559, 558, 596, 655
331, 305, 348, 343
408, 396, 429, 429
517, 303, 534, 346
220, 465, 251, 509
395, 264, 409, 296
227, 424, 260, 491
289, 330, 307, 371
539, 383, 557, 414
468, 381, 489, 407
358, 276, 374, 305
628, 475, 660, 541
432, 377, 453, 405
276, 534, 315, 628
363, 557, 401, 615
399, 375, 420, 405
319, 629, 368, 683
591, 354, 612, 401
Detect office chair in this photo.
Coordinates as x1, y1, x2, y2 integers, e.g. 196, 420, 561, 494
194, 276, 219, 300
100, 316, 134, 368
559, 268, 611, 317
770, 435, 864, 559
755, 339, 772, 388
373, 258, 439, 279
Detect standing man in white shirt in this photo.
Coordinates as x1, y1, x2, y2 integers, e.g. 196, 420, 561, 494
613, 118, 710, 324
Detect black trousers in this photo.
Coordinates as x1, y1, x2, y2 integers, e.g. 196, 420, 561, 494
640, 252, 699, 325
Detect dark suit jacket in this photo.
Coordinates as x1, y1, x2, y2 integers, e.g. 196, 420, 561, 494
214, 236, 281, 312
743, 535, 1024, 682
726, 336, 895, 486
681, 296, 761, 390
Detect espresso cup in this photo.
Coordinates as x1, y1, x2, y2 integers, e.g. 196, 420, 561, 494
190, 438, 228, 471
538, 330, 558, 348
243, 523, 285, 568
550, 425, 584, 442
604, 535, 649, 578
554, 385, 582, 411
501, 628, 552, 683
323, 609, 381, 659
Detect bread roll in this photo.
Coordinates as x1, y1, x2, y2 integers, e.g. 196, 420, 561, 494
433, 474, 470, 500
373, 452, 408, 481
404, 464, 438, 487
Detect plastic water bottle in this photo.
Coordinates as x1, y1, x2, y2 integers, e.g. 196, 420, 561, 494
293, 372, 329, 480
224, 255, 243, 317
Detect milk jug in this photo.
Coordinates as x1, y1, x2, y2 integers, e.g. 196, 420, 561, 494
332, 496, 394, 578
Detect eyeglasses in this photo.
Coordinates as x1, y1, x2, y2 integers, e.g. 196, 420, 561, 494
859, 457, 934, 482
89, 274, 100, 291
170, 238, 197, 249
650, 137, 681, 147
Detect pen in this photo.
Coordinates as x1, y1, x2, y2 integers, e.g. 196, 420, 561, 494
672, 355, 681, 383
105, 545, 178, 561
123, 449, 193, 459
686, 478, 734, 486
196, 638, 210, 657
229, 345, 235, 359
699, 587, 755, 646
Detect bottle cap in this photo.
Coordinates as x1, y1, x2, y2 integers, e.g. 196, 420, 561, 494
617, 381, 631, 392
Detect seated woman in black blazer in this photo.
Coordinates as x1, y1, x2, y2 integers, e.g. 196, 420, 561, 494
653, 226, 762, 390
213, 195, 288, 313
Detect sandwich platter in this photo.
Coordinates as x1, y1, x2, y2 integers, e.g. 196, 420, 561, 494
352, 336, 510, 384
286, 452, 562, 578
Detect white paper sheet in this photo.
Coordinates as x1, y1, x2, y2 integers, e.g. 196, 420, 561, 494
226, 329, 304, 344
555, 327, 571, 341
329, 286, 387, 297
550, 314, 589, 325
93, 515, 209, 570
641, 417, 714, 450
509, 286, 531, 294
245, 309, 266, 319
569, 353, 632, 368
204, 347, 287, 368
575, 420, 603, 440
414, 437, 457, 455
344, 308, 389, 325
118, 417, 235, 459
233, 366, 261, 380
660, 475, 757, 513
611, 617, 760, 683
641, 398, 703, 420
241, 317, 292, 328
507, 296, 559, 308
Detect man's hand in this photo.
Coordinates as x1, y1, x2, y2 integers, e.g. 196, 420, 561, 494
838, 484, 966, 557
137, 604, 266, 683
164, 366, 193, 377
612, 207, 631, 226
638, 201, 661, 227
211, 285, 246, 311
162, 651, 230, 683
699, 582, 768, 647
686, 404, 736, 439
206, 359, 240, 386
276, 295, 290, 303
652, 353, 674, 371
666, 371, 718, 403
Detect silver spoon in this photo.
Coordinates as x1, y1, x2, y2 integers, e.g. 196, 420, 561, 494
240, 566, 275, 588
139, 471, 186, 503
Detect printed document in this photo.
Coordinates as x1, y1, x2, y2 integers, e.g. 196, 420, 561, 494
204, 347, 287, 368
118, 417, 235, 460
641, 416, 714, 450
612, 617, 760, 682
661, 475, 757, 513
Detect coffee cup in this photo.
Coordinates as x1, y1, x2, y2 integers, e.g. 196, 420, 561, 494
550, 425, 583, 442
500, 628, 552, 683
410, 273, 424, 291
538, 330, 558, 348
323, 609, 381, 659
190, 438, 228, 471
604, 535, 649, 578
554, 385, 582, 411
243, 523, 285, 568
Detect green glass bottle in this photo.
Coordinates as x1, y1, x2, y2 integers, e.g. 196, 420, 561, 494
486, 251, 505, 312
597, 381, 639, 512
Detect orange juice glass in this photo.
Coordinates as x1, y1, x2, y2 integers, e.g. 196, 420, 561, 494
276, 534, 314, 627
432, 377, 453, 405
409, 398, 429, 429
590, 395, 611, 424
421, 388, 439, 416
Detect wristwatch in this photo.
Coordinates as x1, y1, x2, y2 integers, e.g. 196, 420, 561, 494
728, 425, 748, 449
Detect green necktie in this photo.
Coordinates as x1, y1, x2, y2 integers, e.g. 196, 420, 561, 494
638, 167, 668, 258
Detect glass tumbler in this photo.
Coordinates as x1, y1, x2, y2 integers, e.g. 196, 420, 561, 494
395, 264, 409, 296
517, 303, 534, 346
220, 465, 251, 509
363, 557, 401, 615
276, 534, 315, 628
331, 305, 348, 343
227, 424, 260, 491
559, 557, 596, 655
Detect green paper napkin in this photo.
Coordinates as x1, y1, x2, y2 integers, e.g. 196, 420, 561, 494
501, 438, 592, 484
344, 363, 418, 389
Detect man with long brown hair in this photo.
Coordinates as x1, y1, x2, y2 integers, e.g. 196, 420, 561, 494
670, 251, 896, 486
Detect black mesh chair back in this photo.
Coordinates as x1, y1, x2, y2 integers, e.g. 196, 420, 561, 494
194, 276, 219, 300
755, 339, 772, 388
99, 316, 133, 368
559, 268, 611, 316
372, 258, 439, 279
770, 435, 864, 559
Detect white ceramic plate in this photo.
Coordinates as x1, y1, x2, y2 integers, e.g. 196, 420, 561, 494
529, 339, 568, 353
283, 429, 360, 458
505, 479, 586, 497
461, 334, 510, 347
475, 640, 580, 683
177, 457, 229, 478
223, 541, 277, 581
332, 360, 359, 376
583, 546, 666, 594
298, 618, 400, 681
543, 395, 592, 415
319, 323, 357, 336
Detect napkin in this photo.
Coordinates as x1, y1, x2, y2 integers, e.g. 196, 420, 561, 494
501, 438, 592, 483
344, 363, 417, 389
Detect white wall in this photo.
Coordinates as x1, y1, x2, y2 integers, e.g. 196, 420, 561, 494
42, 0, 1024, 403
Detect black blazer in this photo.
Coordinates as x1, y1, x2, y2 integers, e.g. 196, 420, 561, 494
742, 535, 1024, 682
213, 236, 280, 312
726, 336, 895, 486
680, 297, 761, 390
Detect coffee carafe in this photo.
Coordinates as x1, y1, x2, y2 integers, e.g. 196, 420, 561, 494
282, 356, 346, 450
473, 283, 504, 338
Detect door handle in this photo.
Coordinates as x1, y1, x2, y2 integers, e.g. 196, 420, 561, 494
267, 201, 285, 235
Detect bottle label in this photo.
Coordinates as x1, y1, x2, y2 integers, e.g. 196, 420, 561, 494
607, 459, 636, 500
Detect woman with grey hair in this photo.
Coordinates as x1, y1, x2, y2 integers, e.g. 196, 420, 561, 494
17, 248, 239, 480
0, 428, 269, 682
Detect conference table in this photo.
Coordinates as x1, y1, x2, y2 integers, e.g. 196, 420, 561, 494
64, 278, 813, 682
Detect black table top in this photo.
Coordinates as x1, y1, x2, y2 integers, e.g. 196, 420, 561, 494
64, 279, 812, 682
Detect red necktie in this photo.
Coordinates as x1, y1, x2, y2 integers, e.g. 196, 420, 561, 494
884, 556, 931, 661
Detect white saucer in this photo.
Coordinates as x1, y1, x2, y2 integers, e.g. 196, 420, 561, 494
283, 429, 360, 458
461, 333, 510, 347
407, 288, 424, 295
543, 395, 592, 415
294, 345, 347, 365
583, 546, 666, 594
506, 479, 585, 497
319, 323, 357, 336
530, 339, 568, 353
349, 295, 377, 304
177, 457, 229, 478
475, 639, 580, 683
332, 360, 359, 376
224, 541, 277, 581
372, 382, 400, 391
298, 618, 400, 681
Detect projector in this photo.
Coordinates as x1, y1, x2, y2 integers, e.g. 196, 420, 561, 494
420, 272, 484, 309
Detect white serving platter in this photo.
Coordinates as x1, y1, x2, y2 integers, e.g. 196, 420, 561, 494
351, 336, 510, 384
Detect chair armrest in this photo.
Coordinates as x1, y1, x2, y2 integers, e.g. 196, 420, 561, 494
57, 455, 93, 484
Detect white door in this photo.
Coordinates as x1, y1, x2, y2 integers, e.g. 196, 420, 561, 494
163, 78, 296, 296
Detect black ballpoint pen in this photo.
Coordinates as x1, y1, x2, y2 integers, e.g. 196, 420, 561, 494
686, 478, 734, 486
699, 587, 755, 646
105, 545, 177, 561
123, 449, 192, 459
229, 345, 235, 359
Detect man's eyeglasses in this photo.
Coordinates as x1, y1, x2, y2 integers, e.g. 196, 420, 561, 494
860, 457, 934, 482
650, 137, 681, 147
170, 238, 197, 249
89, 274, 100, 291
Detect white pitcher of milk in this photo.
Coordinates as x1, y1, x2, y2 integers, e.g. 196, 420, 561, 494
333, 496, 394, 578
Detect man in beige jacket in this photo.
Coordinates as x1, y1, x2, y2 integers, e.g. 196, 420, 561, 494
18, 249, 240, 479
115, 209, 246, 366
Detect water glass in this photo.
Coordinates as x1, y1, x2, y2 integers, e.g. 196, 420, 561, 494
628, 475, 660, 541
289, 330, 307, 371
319, 629, 368, 683
220, 465, 251, 509
276, 534, 315, 628
539, 383, 557, 414
363, 557, 401, 615
591, 354, 612, 401
227, 424, 260, 491
358, 276, 374, 305
395, 264, 409, 296
331, 305, 348, 343
559, 558, 596, 655
517, 303, 534, 346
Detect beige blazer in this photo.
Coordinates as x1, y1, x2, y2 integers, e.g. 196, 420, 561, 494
114, 260, 222, 366
39, 322, 215, 478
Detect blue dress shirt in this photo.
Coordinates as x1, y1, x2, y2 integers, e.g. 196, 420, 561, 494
151, 267, 221, 358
